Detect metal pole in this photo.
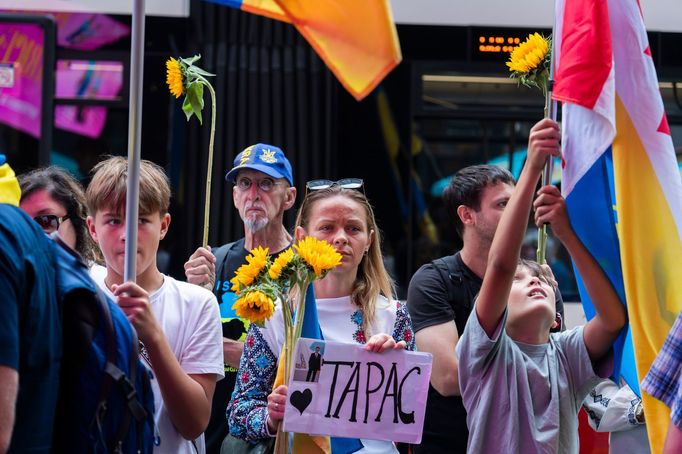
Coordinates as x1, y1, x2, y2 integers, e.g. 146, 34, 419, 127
124, 0, 146, 282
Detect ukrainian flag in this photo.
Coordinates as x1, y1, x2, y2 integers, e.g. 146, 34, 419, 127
204, 0, 401, 100
553, 0, 682, 452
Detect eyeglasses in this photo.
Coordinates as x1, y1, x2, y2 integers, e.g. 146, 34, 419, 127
33, 214, 70, 233
234, 176, 285, 193
305, 178, 364, 192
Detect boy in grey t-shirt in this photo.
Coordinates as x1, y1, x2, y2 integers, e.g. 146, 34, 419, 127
456, 119, 626, 453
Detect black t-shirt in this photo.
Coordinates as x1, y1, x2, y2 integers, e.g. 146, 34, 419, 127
406, 252, 477, 454
406, 252, 565, 454
204, 238, 290, 454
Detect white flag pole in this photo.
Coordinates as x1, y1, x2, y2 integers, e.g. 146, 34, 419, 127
124, 0, 146, 282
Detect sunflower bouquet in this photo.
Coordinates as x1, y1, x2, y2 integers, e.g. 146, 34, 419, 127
166, 55, 216, 248
230, 237, 342, 453
506, 33, 554, 264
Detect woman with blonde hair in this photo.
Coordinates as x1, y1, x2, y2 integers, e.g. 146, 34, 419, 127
228, 179, 415, 453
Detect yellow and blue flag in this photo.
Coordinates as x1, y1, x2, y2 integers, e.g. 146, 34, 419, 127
272, 284, 365, 453
203, 0, 401, 100
553, 0, 682, 452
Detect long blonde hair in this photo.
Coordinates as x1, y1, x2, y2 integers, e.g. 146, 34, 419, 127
295, 186, 395, 334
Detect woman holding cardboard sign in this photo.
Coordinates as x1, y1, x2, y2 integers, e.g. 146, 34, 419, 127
227, 179, 416, 452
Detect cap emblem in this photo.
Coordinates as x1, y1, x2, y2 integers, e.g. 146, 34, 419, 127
260, 149, 278, 164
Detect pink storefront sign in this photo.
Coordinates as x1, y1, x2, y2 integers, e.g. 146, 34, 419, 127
0, 23, 44, 138
54, 60, 123, 138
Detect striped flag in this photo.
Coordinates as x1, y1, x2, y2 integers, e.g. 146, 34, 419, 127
204, 0, 401, 100
553, 0, 682, 452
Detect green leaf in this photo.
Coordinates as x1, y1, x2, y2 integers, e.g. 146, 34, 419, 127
187, 66, 215, 78
181, 95, 194, 122
180, 54, 201, 66
184, 82, 205, 124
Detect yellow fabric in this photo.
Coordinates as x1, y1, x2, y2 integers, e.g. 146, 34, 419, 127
241, 0, 290, 23
279, 0, 401, 100
376, 90, 438, 243
612, 96, 679, 454
243, 0, 401, 100
0, 162, 21, 206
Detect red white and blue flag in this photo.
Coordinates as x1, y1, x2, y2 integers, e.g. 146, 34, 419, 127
553, 1, 682, 451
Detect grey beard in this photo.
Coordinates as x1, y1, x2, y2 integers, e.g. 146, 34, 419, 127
244, 217, 268, 233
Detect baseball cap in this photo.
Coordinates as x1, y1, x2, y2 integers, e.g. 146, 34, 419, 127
225, 143, 294, 186
0, 154, 21, 206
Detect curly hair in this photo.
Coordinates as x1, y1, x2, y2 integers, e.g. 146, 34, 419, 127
19, 166, 102, 264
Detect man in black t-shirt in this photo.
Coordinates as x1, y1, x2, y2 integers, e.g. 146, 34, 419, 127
407, 165, 564, 453
184, 144, 296, 453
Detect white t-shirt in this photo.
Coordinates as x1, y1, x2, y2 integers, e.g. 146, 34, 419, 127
91, 271, 225, 454
260, 295, 400, 454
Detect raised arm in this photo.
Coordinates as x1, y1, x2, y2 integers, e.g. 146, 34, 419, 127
476, 119, 561, 336
533, 185, 626, 361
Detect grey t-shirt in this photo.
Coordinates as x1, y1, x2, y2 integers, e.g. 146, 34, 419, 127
456, 308, 610, 454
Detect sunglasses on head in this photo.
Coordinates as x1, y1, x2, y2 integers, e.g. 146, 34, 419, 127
305, 178, 364, 192
33, 214, 69, 233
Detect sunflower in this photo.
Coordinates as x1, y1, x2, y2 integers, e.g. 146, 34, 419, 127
232, 290, 275, 325
294, 236, 343, 278
507, 33, 549, 73
506, 33, 551, 91
230, 246, 270, 292
269, 248, 295, 280
166, 57, 185, 98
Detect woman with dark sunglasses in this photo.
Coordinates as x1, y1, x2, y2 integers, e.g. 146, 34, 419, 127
228, 181, 416, 452
19, 166, 101, 264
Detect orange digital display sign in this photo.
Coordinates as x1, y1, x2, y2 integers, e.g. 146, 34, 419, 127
477, 35, 522, 54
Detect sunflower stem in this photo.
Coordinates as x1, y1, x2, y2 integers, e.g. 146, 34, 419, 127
275, 292, 292, 454
201, 79, 216, 247
537, 83, 554, 265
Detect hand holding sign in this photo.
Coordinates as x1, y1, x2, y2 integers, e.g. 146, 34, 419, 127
267, 385, 288, 433
365, 333, 407, 353
283, 338, 432, 444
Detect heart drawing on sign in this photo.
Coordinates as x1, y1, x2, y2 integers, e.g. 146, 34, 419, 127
290, 388, 313, 415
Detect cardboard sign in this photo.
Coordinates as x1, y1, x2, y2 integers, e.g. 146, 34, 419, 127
283, 338, 432, 444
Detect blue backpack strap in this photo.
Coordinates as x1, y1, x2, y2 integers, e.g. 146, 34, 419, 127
50, 233, 151, 452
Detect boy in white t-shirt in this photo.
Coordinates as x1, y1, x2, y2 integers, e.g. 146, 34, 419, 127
86, 156, 224, 454
456, 119, 627, 453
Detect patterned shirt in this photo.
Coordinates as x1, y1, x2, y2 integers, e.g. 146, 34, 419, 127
227, 295, 415, 443
641, 310, 682, 429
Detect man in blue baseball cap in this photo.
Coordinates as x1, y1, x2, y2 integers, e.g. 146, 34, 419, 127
184, 143, 296, 453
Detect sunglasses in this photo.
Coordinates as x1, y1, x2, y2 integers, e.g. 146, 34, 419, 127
305, 178, 364, 192
33, 214, 70, 233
